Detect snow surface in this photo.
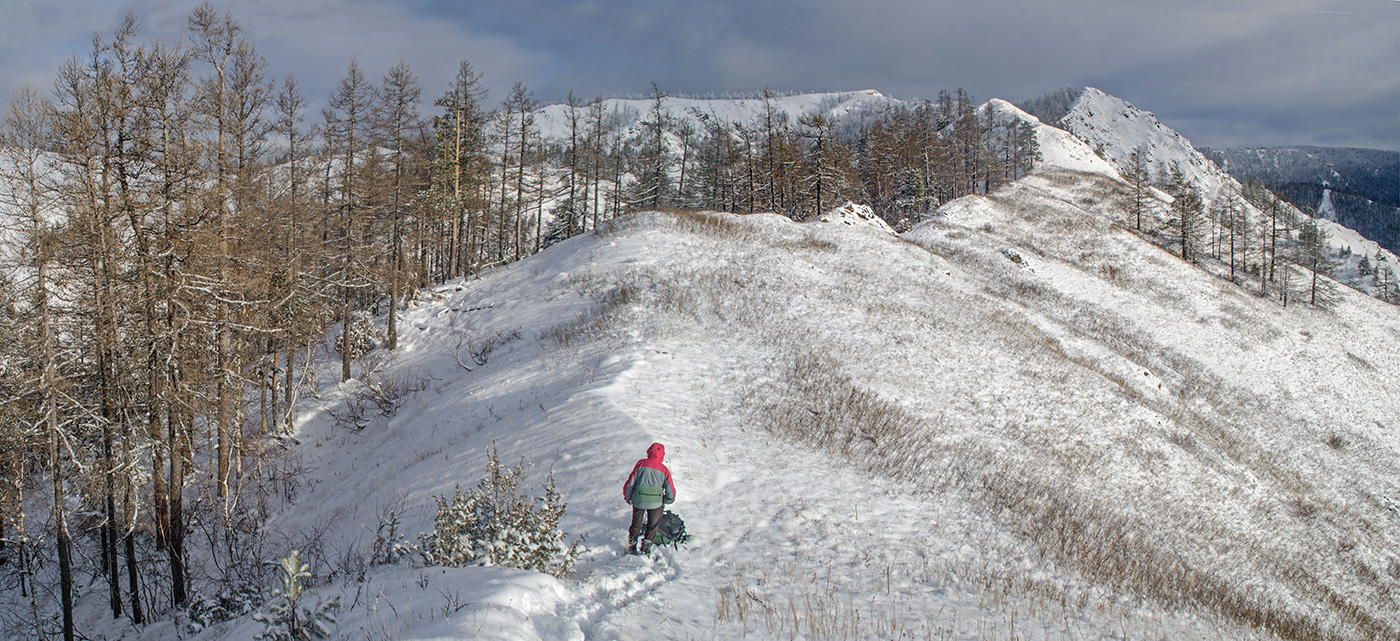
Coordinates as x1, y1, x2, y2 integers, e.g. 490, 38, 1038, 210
1059, 87, 1236, 201
809, 201, 893, 233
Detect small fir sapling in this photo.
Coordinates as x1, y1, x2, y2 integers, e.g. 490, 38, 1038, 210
339, 310, 380, 361
419, 445, 581, 577
254, 550, 339, 641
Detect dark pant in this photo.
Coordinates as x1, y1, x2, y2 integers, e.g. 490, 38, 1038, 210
628, 506, 663, 545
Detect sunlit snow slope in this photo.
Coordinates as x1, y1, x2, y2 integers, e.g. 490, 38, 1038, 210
72, 90, 1399, 641
164, 205, 1397, 640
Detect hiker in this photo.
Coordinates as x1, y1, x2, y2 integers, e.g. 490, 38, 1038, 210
622, 442, 676, 553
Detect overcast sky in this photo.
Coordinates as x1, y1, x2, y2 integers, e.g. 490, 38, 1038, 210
2, 0, 1396, 150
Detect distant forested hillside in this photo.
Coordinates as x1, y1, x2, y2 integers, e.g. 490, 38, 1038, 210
1014, 85, 1083, 126
1203, 146, 1399, 252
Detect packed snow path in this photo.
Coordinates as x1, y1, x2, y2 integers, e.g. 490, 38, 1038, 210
526, 216, 1285, 640
566, 340, 1034, 640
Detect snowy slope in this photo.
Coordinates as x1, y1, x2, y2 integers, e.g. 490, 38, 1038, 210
93, 189, 1400, 641
1056, 88, 1398, 296
1059, 87, 1236, 200
983, 99, 1118, 178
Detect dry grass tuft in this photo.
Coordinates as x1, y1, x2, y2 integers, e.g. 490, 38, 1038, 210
540, 282, 640, 347
775, 230, 839, 253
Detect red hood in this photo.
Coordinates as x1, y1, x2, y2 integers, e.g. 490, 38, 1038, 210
647, 442, 665, 462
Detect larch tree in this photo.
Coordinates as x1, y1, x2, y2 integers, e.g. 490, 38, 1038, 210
502, 83, 538, 260
1125, 145, 1150, 231
633, 82, 672, 211
375, 59, 424, 352
429, 60, 489, 279
1166, 163, 1204, 263
0, 84, 65, 636
1294, 214, 1337, 307
798, 112, 838, 219
189, 0, 245, 501
323, 59, 376, 382
271, 73, 313, 434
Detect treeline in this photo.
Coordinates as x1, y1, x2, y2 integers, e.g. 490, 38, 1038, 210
565, 85, 1040, 234
1122, 148, 1390, 308
0, 5, 1044, 639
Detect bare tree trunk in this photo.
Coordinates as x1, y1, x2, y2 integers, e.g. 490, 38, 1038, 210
167, 377, 187, 607
125, 527, 143, 624
40, 249, 75, 641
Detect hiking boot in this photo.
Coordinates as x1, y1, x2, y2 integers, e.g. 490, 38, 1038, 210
639, 539, 652, 554
627, 539, 639, 555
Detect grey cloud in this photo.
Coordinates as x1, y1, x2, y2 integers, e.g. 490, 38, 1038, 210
1, 0, 1395, 150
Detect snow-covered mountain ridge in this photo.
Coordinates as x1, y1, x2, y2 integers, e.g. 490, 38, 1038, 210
178, 194, 1398, 640
134, 91, 1400, 636
526, 86, 1398, 299
532, 89, 894, 143
1027, 87, 1397, 300
14, 85, 1400, 641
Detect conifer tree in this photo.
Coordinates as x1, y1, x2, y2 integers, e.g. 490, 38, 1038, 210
0, 83, 66, 636
189, 0, 246, 500
498, 83, 539, 260
634, 82, 673, 210
1167, 163, 1204, 262
430, 60, 489, 279
585, 95, 612, 229
271, 73, 314, 434
1295, 215, 1337, 307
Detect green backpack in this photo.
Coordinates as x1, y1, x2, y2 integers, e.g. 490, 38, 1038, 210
654, 510, 689, 547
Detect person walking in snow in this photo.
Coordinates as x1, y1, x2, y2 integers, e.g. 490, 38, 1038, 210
623, 442, 676, 554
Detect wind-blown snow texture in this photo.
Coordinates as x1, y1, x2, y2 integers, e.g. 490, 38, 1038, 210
52, 88, 1400, 641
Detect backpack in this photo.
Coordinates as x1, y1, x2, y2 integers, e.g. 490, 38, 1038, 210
653, 510, 689, 547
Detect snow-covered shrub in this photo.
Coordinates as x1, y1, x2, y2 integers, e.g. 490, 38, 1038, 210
369, 507, 416, 566
186, 584, 262, 633
332, 364, 430, 430
338, 310, 380, 360
253, 550, 339, 641
419, 446, 580, 578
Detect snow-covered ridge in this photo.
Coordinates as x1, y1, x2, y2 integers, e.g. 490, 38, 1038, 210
1059, 87, 1237, 200
533, 89, 895, 142
1052, 87, 1398, 294
981, 99, 1118, 178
